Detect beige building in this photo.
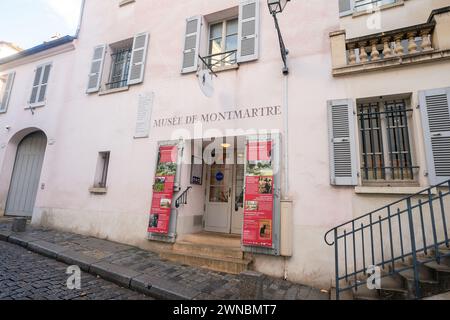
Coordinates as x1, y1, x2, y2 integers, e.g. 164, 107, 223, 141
0, 0, 449, 299
0, 42, 22, 59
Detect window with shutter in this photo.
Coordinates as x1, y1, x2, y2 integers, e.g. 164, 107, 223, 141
87, 45, 107, 93
419, 88, 450, 185
237, 0, 260, 63
29, 63, 52, 107
128, 33, 150, 85
328, 99, 358, 186
181, 16, 202, 74
0, 72, 15, 113
339, 0, 354, 16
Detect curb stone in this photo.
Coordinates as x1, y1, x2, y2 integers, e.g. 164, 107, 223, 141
7, 234, 38, 248
56, 249, 102, 272
28, 240, 68, 259
90, 260, 143, 289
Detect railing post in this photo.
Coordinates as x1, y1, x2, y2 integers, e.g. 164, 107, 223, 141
334, 228, 340, 301
406, 198, 421, 299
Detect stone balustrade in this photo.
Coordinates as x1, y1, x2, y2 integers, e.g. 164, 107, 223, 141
345, 22, 435, 65
329, 7, 450, 76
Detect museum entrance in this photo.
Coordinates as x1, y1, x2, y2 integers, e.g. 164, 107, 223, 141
202, 136, 245, 235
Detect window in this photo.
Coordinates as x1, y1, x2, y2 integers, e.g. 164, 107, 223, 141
94, 152, 111, 188
29, 63, 52, 107
339, 0, 398, 16
357, 99, 418, 182
0, 72, 15, 113
106, 41, 132, 90
86, 33, 149, 93
207, 18, 238, 68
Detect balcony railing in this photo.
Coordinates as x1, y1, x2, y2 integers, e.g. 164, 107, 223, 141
346, 22, 435, 65
201, 50, 238, 70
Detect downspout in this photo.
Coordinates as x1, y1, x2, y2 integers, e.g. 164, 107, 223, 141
283, 73, 289, 199
74, 0, 86, 39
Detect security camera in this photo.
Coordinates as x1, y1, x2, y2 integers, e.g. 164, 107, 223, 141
5, 125, 11, 130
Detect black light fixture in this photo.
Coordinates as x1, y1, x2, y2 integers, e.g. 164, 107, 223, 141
267, 0, 290, 74
268, 0, 290, 14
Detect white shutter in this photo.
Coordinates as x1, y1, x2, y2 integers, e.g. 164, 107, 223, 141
339, 0, 354, 17
87, 45, 106, 93
328, 99, 358, 186
29, 63, 51, 106
0, 72, 15, 113
128, 33, 150, 85
181, 16, 201, 74
237, 0, 260, 63
419, 88, 450, 185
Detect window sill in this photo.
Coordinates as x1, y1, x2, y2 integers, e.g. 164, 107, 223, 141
89, 187, 108, 195
355, 186, 437, 195
351, 1, 405, 18
98, 86, 129, 96
211, 64, 239, 73
333, 49, 450, 76
26, 102, 46, 109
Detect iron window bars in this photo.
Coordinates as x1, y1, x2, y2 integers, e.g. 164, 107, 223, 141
105, 47, 132, 90
358, 99, 418, 181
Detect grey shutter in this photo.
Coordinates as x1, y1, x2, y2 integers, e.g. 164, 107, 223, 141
419, 88, 450, 185
181, 16, 201, 74
87, 45, 106, 93
328, 99, 358, 186
30, 66, 43, 104
37, 64, 51, 103
128, 33, 149, 85
339, 0, 354, 16
237, 0, 260, 63
0, 72, 15, 113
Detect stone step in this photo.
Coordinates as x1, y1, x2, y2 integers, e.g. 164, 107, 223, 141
160, 251, 252, 275
181, 232, 241, 247
173, 241, 244, 260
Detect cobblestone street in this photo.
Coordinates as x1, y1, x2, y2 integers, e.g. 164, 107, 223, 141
0, 241, 152, 300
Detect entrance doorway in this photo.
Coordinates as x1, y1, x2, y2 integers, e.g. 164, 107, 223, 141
5, 131, 47, 217
204, 138, 245, 235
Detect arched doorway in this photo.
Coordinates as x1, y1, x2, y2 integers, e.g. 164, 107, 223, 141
5, 131, 47, 217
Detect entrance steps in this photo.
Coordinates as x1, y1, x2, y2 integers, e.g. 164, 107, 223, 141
160, 232, 252, 275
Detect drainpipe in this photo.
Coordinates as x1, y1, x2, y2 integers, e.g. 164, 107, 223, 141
283, 73, 289, 199
74, 0, 86, 39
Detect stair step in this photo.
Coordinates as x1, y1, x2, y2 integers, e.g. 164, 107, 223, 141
160, 251, 252, 275
173, 241, 243, 259
182, 233, 241, 247
424, 261, 450, 273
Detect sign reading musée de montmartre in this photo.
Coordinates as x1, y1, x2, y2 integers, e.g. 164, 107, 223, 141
153, 106, 282, 128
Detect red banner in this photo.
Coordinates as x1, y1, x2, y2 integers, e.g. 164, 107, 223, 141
243, 141, 274, 247
148, 145, 178, 234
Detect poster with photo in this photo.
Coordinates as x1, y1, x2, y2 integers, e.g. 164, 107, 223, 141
243, 140, 274, 247
148, 145, 178, 234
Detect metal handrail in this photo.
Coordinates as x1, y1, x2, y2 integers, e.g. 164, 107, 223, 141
199, 50, 238, 75
324, 179, 450, 300
175, 186, 192, 209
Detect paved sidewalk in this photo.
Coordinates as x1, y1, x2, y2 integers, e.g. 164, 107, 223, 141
0, 219, 329, 300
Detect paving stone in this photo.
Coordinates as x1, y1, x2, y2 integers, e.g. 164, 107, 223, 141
0, 242, 152, 300
0, 230, 12, 241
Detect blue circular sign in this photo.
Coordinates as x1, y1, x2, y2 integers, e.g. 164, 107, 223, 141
215, 172, 224, 182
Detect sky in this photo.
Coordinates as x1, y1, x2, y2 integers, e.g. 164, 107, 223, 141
0, 0, 82, 50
